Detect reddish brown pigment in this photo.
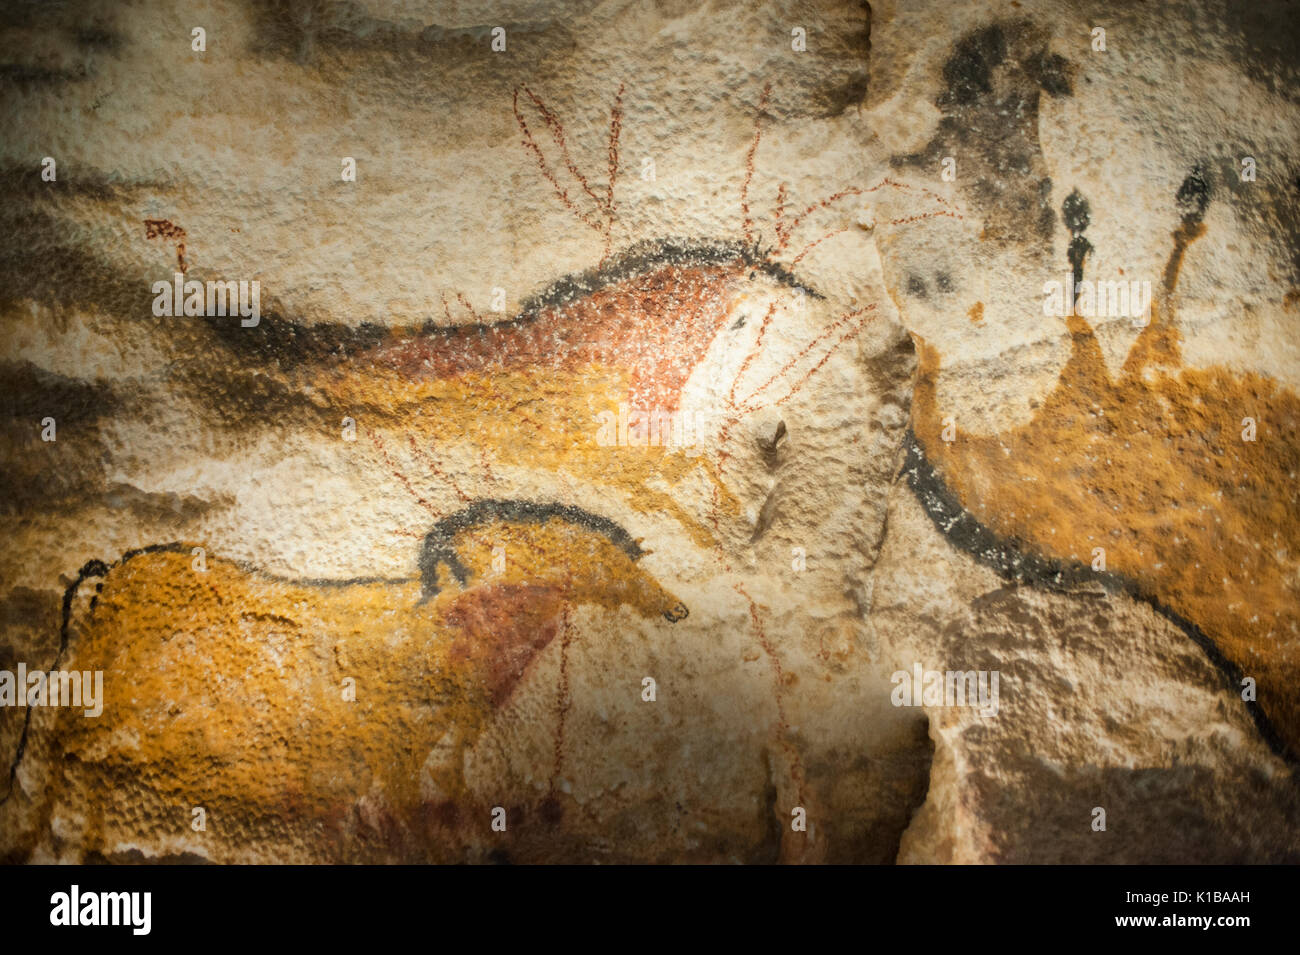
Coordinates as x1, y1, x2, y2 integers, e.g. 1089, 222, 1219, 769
358, 261, 748, 410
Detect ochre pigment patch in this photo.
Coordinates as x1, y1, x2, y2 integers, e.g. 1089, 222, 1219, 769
296, 243, 817, 548
13, 506, 686, 862
337, 256, 753, 411
913, 226, 1300, 761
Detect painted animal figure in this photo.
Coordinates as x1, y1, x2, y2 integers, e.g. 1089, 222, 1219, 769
251, 85, 938, 550
1, 501, 687, 863
300, 238, 825, 548
907, 172, 1300, 764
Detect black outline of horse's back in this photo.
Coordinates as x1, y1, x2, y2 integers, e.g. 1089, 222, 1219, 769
418, 499, 645, 598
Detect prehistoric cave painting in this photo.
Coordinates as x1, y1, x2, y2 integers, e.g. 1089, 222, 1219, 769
907, 170, 1300, 765
317, 237, 811, 549
893, 19, 1072, 246
299, 83, 956, 553
9, 82, 962, 862
1, 501, 686, 862
321, 86, 959, 861
143, 218, 187, 274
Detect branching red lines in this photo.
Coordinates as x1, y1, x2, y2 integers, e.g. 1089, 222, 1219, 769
370, 433, 443, 519
514, 83, 624, 258
737, 91, 963, 271
733, 304, 877, 414
733, 582, 808, 810
407, 433, 469, 503
777, 187, 863, 252
767, 311, 871, 410
455, 293, 483, 324
728, 301, 777, 408
514, 87, 605, 234
741, 83, 771, 245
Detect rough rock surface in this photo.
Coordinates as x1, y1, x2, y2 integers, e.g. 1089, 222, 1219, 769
0, 0, 1296, 863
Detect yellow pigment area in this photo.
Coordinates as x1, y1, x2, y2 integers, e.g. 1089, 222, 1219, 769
317, 363, 741, 547
432, 515, 686, 621
48, 515, 685, 858
914, 273, 1300, 756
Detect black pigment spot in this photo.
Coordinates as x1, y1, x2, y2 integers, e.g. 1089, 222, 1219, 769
1176, 166, 1211, 226
1063, 189, 1093, 289
940, 24, 1007, 107
1061, 189, 1090, 234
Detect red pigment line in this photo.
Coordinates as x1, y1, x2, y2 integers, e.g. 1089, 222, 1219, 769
455, 292, 483, 324
389, 528, 426, 539
790, 226, 850, 266
729, 301, 777, 408
733, 582, 808, 809
370, 432, 443, 519
707, 480, 726, 564
514, 87, 605, 233
524, 85, 604, 213
440, 292, 455, 325
769, 183, 790, 248
768, 308, 875, 410
880, 177, 955, 208
754, 305, 877, 413
550, 605, 573, 794
856, 178, 965, 226
739, 303, 876, 410
479, 445, 498, 486
708, 410, 749, 574
741, 83, 771, 245
888, 210, 963, 226
781, 188, 863, 248
407, 433, 469, 503
599, 84, 625, 262
606, 83, 624, 221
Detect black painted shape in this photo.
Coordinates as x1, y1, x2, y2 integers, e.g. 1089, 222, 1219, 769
1025, 50, 1072, 97
419, 499, 643, 599
939, 24, 1007, 107
1, 554, 108, 805
1176, 165, 1212, 226
900, 429, 1296, 767
207, 237, 822, 367
1062, 188, 1092, 293
515, 237, 824, 318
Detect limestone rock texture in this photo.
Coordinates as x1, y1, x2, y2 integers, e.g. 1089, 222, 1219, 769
0, 0, 1296, 863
